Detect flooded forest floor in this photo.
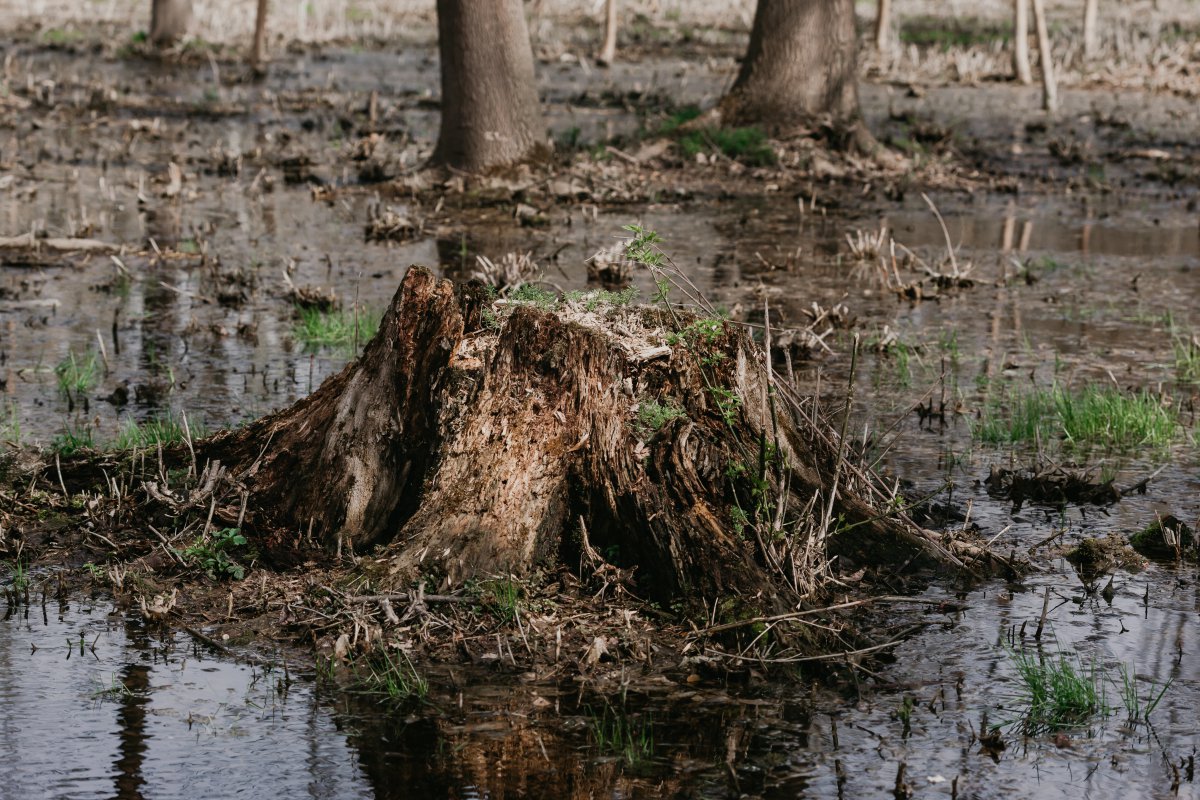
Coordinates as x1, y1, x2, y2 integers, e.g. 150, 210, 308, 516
2, 1, 1200, 797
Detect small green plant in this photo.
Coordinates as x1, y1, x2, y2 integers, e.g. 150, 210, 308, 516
476, 577, 523, 623
180, 528, 249, 580
635, 399, 687, 435
589, 705, 654, 766
5, 558, 29, 592
974, 384, 1178, 449
50, 424, 96, 456
83, 562, 106, 580
1115, 665, 1171, 726
352, 647, 428, 703
1174, 334, 1200, 384
508, 283, 559, 309
562, 287, 638, 311
622, 225, 666, 268
1, 402, 20, 445
54, 349, 99, 401
115, 413, 202, 450
294, 305, 381, 353
678, 125, 776, 166
896, 695, 915, 735
1009, 646, 1108, 733
91, 673, 134, 702
708, 386, 742, 426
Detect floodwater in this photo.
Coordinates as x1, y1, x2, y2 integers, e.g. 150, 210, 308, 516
2, 38, 1200, 800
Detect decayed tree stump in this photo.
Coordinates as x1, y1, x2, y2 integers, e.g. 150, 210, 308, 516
199, 267, 994, 610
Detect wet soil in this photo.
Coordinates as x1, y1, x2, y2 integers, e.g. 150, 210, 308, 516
2, 5, 1200, 799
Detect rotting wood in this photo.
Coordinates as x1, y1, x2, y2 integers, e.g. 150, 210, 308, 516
192, 266, 1011, 624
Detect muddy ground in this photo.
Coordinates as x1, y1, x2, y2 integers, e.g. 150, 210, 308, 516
1, 1, 1199, 798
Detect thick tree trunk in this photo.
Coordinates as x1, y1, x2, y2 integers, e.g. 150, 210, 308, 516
430, 0, 548, 171
149, 0, 192, 46
718, 0, 861, 133
197, 268, 998, 612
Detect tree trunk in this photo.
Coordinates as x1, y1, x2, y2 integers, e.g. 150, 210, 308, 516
718, 0, 861, 133
430, 0, 548, 171
597, 0, 618, 66
149, 0, 192, 46
1013, 0, 1033, 85
250, 0, 270, 71
1082, 0, 1099, 61
1031, 0, 1058, 112
196, 268, 999, 613
874, 0, 892, 53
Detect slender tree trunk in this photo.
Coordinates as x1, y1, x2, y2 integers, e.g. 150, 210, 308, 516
195, 268, 997, 606
597, 0, 618, 66
719, 0, 861, 135
1031, 0, 1058, 112
250, 0, 270, 71
874, 0, 892, 52
1013, 0, 1033, 85
149, 0, 192, 46
1082, 0, 1099, 60
431, 0, 548, 171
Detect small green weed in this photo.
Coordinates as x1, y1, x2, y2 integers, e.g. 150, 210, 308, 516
1009, 646, 1107, 734
353, 648, 428, 703
589, 705, 654, 766
180, 528, 249, 580
476, 577, 523, 623
294, 305, 380, 353
115, 413, 202, 450
1115, 665, 1171, 726
1, 402, 20, 445
509, 283, 559, 309
708, 386, 742, 426
678, 126, 775, 166
55, 349, 99, 401
635, 399, 687, 435
975, 385, 1178, 449
1173, 334, 1200, 384
562, 287, 638, 311
50, 424, 96, 456
91, 673, 134, 702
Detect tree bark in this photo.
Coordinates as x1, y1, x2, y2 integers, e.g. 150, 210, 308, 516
430, 0, 548, 171
196, 268, 999, 612
149, 0, 192, 46
719, 0, 861, 133
1013, 0, 1033, 85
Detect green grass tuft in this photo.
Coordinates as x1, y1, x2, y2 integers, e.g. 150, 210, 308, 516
294, 305, 380, 353
115, 413, 203, 450
975, 384, 1178, 449
55, 349, 99, 401
589, 705, 654, 766
678, 126, 776, 166
636, 399, 687, 435
352, 648, 429, 703
1010, 646, 1107, 733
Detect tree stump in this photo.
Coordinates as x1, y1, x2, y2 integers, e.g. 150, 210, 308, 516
198, 267, 997, 612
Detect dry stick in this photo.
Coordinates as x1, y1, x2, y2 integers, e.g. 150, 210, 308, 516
691, 596, 968, 637
1034, 585, 1051, 640
1031, 0, 1059, 112
1013, 0, 1033, 84
921, 193, 960, 278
